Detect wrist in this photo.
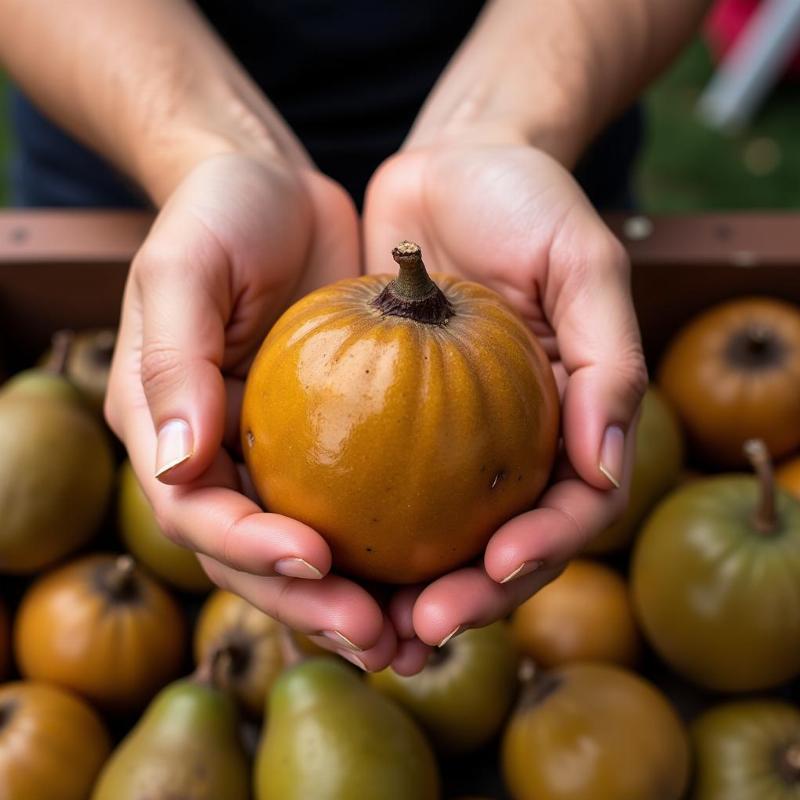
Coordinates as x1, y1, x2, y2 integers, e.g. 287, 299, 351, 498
130, 96, 290, 206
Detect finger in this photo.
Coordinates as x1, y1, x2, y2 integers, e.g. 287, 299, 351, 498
547, 210, 647, 491
483, 422, 637, 583
390, 638, 432, 676
117, 365, 332, 579
412, 565, 564, 647
387, 585, 425, 641
200, 558, 388, 654
134, 210, 230, 485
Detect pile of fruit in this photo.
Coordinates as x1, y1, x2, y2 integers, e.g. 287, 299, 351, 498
2, 292, 800, 800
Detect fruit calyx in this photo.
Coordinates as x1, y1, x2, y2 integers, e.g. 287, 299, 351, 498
744, 439, 777, 535
777, 741, 800, 785
372, 241, 455, 326
88, 330, 116, 368
194, 644, 239, 691
726, 324, 786, 371
98, 555, 140, 602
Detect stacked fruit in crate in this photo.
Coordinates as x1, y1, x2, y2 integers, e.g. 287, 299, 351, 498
1, 289, 799, 799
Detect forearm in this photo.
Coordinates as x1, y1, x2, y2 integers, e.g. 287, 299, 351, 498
408, 0, 710, 166
0, 0, 308, 203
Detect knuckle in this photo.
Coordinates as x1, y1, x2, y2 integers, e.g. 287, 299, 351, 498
140, 343, 186, 401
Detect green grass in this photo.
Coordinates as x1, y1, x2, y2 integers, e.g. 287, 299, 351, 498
637, 40, 800, 211
2, 38, 800, 210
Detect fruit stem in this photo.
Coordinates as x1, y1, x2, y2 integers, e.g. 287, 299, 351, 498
104, 555, 138, 598
278, 625, 304, 668
47, 330, 74, 376
743, 439, 777, 535
371, 241, 455, 326
91, 330, 116, 367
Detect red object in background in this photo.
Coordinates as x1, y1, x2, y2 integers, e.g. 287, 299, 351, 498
706, 0, 800, 79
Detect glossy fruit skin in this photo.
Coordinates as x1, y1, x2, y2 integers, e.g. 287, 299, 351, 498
256, 657, 440, 799
0, 599, 8, 679
14, 554, 187, 712
92, 678, 249, 800
0, 394, 113, 573
502, 662, 690, 800
118, 459, 212, 593
658, 297, 800, 467
632, 477, 800, 692
511, 560, 639, 668
369, 621, 518, 754
0, 681, 111, 800
691, 700, 800, 800
241, 273, 559, 584
194, 589, 283, 717
586, 387, 683, 553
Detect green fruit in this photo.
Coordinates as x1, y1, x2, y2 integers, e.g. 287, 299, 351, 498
118, 460, 211, 592
586, 387, 683, 553
369, 622, 518, 754
92, 674, 249, 800
256, 657, 440, 799
632, 439, 800, 692
691, 700, 800, 800
0, 340, 114, 573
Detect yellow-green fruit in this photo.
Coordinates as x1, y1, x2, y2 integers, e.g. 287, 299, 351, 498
242, 243, 559, 584
256, 657, 440, 799
0, 681, 111, 800
118, 459, 211, 593
502, 662, 690, 800
691, 700, 800, 800
631, 442, 800, 692
0, 387, 113, 573
369, 622, 518, 754
92, 676, 249, 800
586, 387, 683, 553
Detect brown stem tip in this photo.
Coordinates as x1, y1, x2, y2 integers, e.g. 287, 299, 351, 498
47, 329, 75, 376
372, 241, 454, 326
743, 438, 777, 535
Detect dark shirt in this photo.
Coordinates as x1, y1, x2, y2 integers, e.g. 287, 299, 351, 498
9, 1, 642, 210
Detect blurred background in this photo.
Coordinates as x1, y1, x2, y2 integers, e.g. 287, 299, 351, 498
1, 6, 799, 211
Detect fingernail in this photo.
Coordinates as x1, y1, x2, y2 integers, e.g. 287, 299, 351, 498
322, 630, 364, 652
599, 425, 624, 489
500, 560, 544, 584
338, 650, 368, 671
274, 558, 323, 580
437, 625, 464, 648
155, 419, 193, 478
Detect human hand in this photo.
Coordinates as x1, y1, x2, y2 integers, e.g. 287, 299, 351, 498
364, 136, 647, 648
106, 153, 422, 671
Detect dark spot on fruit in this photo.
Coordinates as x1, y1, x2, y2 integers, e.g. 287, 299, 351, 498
517, 474, 523, 482
365, 369, 370, 373
480, 465, 486, 473
246, 430, 255, 448
366, 546, 373, 553
491, 470, 506, 489
372, 517, 379, 523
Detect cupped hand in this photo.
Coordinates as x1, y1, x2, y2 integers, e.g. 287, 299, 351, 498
364, 137, 648, 647
106, 152, 426, 672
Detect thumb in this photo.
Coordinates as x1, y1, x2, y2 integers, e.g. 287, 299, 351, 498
134, 219, 229, 485
550, 219, 648, 490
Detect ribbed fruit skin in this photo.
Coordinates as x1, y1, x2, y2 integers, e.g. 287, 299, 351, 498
241, 273, 559, 584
